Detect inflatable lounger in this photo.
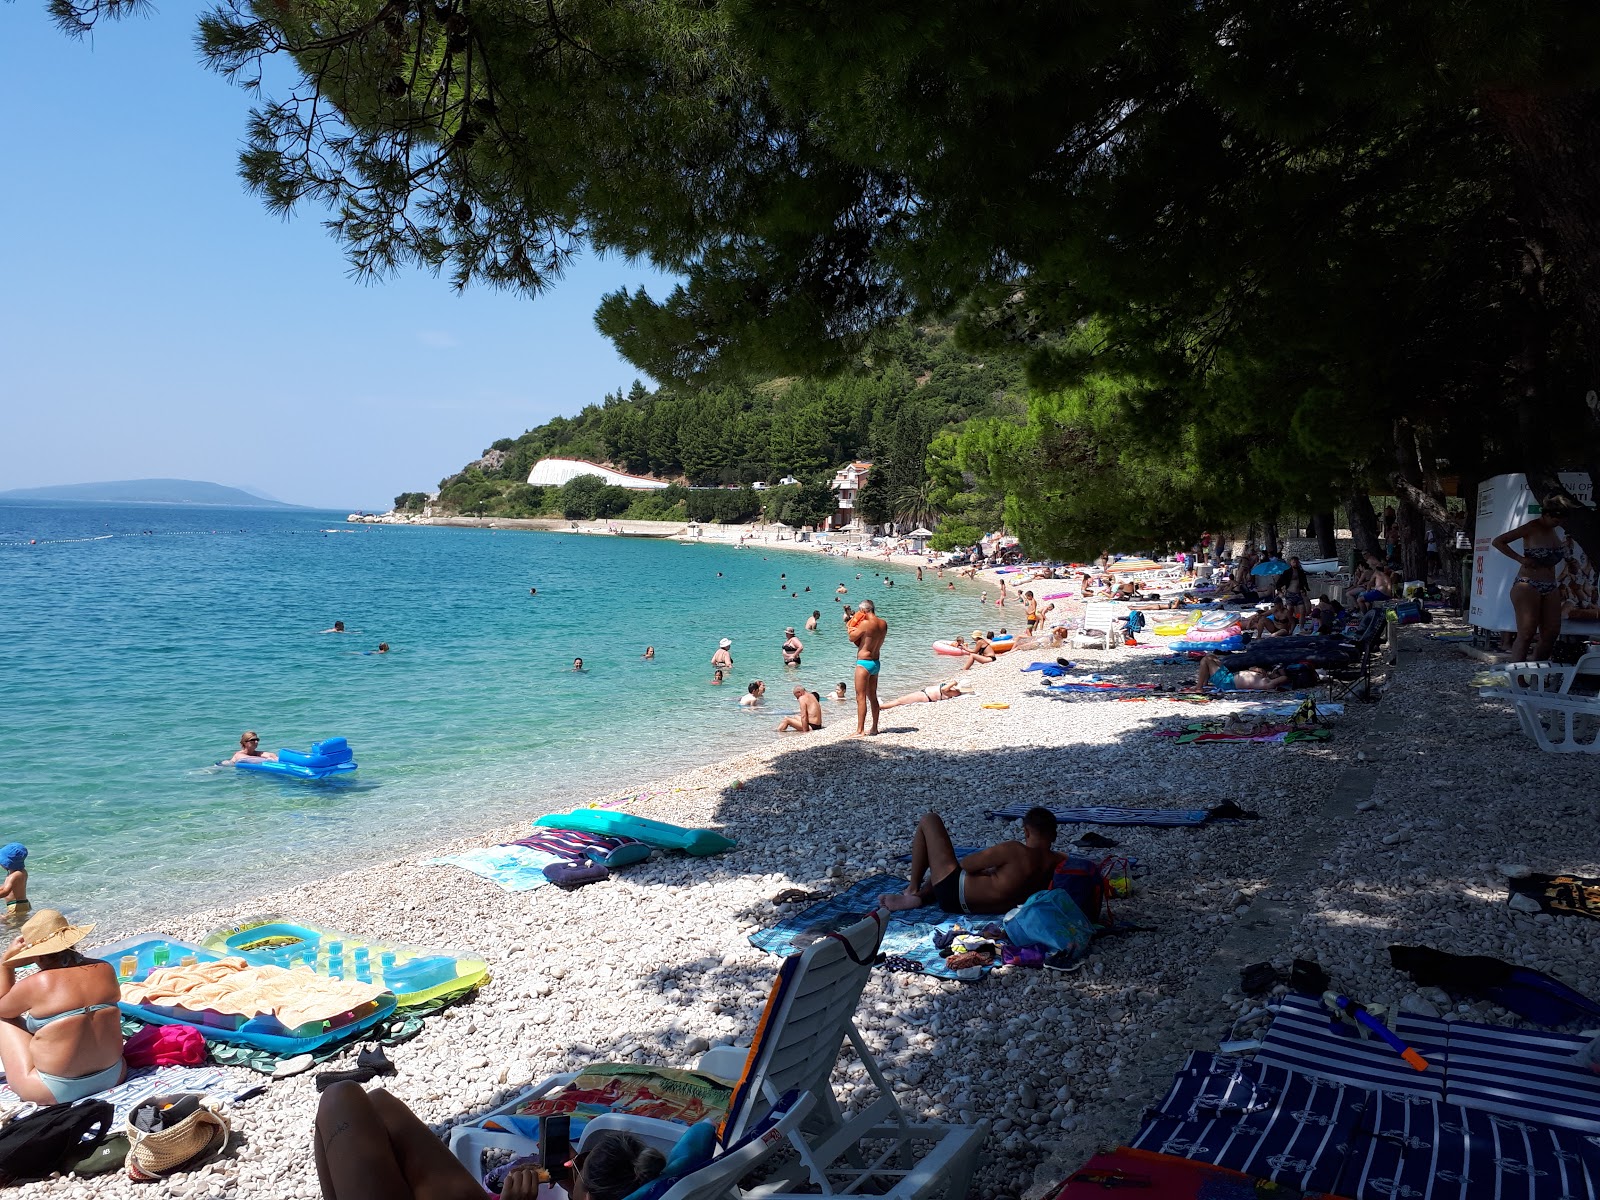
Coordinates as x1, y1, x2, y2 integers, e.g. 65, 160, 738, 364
1171, 635, 1246, 653
535, 810, 736, 857
235, 736, 357, 780
199, 916, 489, 1008
88, 933, 395, 1056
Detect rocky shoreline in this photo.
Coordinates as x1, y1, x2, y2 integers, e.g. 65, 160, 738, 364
19, 616, 1595, 1200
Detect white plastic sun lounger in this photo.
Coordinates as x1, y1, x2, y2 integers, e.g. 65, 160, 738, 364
452, 914, 986, 1200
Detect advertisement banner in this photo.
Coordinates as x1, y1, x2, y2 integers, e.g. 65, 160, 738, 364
1469, 472, 1596, 634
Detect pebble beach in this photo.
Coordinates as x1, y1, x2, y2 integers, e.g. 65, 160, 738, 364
19, 611, 1600, 1199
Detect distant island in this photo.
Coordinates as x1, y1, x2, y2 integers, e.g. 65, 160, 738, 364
0, 479, 310, 508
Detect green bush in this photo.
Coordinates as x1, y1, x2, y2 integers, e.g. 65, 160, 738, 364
596, 485, 634, 517
929, 519, 981, 552
560, 475, 606, 519
497, 484, 547, 517
393, 491, 429, 512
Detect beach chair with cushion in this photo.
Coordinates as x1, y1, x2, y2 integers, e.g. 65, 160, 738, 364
451, 915, 985, 1200
1070, 602, 1123, 650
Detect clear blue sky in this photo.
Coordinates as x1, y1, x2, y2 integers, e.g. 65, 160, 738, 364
0, 3, 676, 510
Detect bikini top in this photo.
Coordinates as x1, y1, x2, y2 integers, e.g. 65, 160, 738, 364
1523, 546, 1565, 567
23, 1002, 116, 1034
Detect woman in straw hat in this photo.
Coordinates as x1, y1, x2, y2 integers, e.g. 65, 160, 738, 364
0, 909, 125, 1103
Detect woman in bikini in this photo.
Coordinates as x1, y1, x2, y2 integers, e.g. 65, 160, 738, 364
0, 910, 125, 1104
882, 680, 965, 709
1493, 498, 1572, 660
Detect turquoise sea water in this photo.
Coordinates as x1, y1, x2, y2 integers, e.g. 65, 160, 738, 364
2, 502, 988, 925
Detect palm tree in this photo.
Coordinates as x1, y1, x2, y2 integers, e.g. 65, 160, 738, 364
893, 481, 939, 530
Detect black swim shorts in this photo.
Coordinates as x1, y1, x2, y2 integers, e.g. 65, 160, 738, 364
931, 869, 967, 914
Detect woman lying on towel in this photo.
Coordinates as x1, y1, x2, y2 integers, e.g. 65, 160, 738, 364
0, 909, 126, 1104
1196, 652, 1292, 692
882, 680, 967, 709
315, 1081, 665, 1200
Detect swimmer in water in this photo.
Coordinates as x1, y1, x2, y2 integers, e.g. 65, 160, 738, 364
806, 610, 820, 631
228, 731, 279, 763
322, 621, 351, 633
836, 584, 848, 594
573, 658, 586, 672
739, 680, 766, 707
830, 682, 848, 701
643, 646, 655, 659
0, 845, 28, 914
711, 668, 726, 685
529, 587, 537, 596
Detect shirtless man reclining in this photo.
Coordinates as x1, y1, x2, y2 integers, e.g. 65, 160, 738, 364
880, 808, 1063, 915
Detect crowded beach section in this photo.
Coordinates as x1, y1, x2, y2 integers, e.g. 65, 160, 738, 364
3, 532, 1599, 1200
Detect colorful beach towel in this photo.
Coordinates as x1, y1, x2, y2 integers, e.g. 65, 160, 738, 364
749, 875, 994, 981
1507, 872, 1600, 921
0, 1065, 243, 1128
430, 845, 564, 891
1159, 721, 1332, 745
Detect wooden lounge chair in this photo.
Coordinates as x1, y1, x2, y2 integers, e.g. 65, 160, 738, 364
451, 914, 986, 1200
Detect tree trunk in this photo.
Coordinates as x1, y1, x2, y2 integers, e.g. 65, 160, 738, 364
1262, 512, 1279, 557
1312, 510, 1337, 559
1344, 489, 1381, 566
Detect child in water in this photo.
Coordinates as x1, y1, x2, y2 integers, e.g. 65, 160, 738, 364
0, 844, 28, 915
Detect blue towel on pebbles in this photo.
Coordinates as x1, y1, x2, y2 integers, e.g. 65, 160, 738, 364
431, 845, 565, 891
749, 875, 994, 982
1022, 662, 1066, 676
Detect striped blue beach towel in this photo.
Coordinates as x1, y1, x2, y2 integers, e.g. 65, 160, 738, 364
1440, 1019, 1600, 1134
1130, 1051, 1364, 1194
1134, 1051, 1600, 1199
1255, 994, 1446, 1098
985, 804, 1211, 826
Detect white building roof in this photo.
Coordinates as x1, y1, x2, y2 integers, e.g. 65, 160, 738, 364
527, 458, 669, 490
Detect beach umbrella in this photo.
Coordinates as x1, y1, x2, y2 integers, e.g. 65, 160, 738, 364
1251, 558, 1290, 576
1107, 557, 1159, 572
909, 527, 934, 537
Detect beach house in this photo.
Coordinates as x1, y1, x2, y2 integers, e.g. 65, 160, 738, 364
830, 461, 872, 530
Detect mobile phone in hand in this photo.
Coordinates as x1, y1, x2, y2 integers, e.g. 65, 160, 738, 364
540, 1114, 572, 1185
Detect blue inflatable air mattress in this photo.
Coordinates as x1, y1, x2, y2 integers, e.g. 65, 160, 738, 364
236, 737, 357, 779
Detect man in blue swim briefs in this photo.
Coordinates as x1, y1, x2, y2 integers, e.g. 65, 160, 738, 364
845, 599, 888, 736
881, 809, 1063, 915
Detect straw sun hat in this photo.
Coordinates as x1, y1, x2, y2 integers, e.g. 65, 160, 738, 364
1, 909, 95, 965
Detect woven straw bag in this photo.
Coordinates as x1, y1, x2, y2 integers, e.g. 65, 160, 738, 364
124, 1094, 230, 1182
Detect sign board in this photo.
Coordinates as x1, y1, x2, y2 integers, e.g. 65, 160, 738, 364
1469, 472, 1595, 633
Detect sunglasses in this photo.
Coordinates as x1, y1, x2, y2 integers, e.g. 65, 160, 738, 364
245, 738, 260, 745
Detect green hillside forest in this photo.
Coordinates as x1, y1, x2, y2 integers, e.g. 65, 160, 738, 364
403, 324, 1020, 547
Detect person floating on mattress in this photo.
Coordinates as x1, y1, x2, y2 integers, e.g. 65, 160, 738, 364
228, 731, 279, 764
880, 808, 1063, 915
0, 910, 125, 1104
1196, 653, 1293, 692
314, 1082, 662, 1200
0, 845, 27, 916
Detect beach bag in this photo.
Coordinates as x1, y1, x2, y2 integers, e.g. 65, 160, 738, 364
0, 1100, 114, 1186
124, 1093, 230, 1181
1392, 599, 1423, 625
1098, 855, 1133, 899
1048, 857, 1110, 924
1004, 891, 1095, 961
